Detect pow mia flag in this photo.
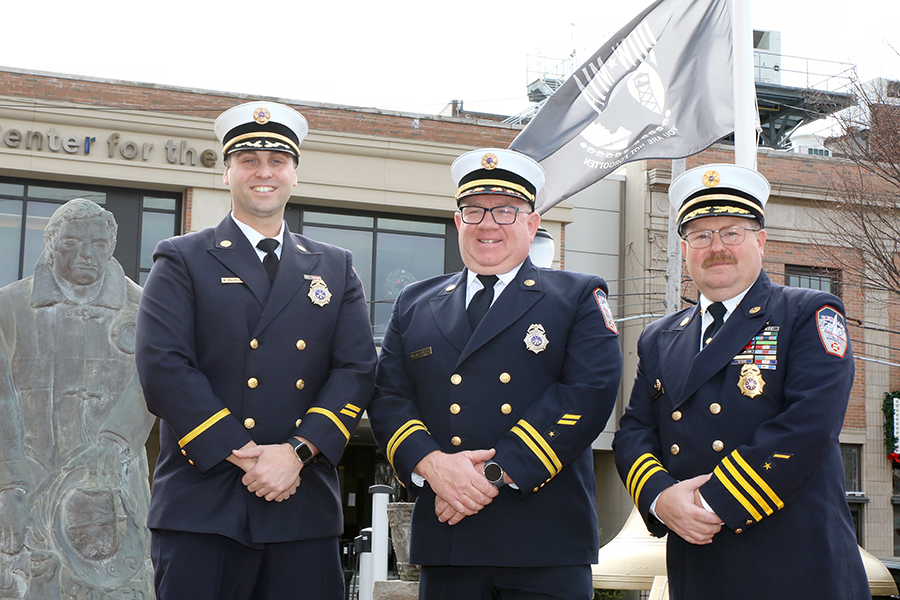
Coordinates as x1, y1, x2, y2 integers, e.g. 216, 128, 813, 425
510, 0, 735, 214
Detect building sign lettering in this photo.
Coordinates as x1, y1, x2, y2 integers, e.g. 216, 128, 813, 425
0, 126, 218, 168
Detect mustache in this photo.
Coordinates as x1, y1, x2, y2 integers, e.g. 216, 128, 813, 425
701, 252, 737, 268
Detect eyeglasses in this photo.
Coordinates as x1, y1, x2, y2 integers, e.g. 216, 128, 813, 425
459, 205, 524, 225
682, 226, 760, 249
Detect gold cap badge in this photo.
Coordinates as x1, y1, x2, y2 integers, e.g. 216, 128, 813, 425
702, 170, 721, 188
253, 107, 271, 124
481, 152, 499, 170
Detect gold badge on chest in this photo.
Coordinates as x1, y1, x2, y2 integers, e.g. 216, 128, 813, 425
738, 364, 765, 398
524, 324, 549, 354
307, 277, 332, 307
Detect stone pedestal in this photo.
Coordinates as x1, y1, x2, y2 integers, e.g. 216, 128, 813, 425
386, 502, 420, 581
374, 580, 419, 600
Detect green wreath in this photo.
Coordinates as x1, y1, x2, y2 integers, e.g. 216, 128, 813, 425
883, 390, 900, 464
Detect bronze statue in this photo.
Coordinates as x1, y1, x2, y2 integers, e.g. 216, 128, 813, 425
0, 198, 155, 599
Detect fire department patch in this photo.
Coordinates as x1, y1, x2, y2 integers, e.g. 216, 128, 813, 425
816, 306, 847, 358
593, 288, 618, 334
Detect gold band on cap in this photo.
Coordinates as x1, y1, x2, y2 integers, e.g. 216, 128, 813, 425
677, 193, 764, 222
682, 205, 752, 222
223, 132, 301, 156
456, 178, 534, 203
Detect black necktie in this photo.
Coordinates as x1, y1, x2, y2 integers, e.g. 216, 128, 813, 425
467, 274, 498, 331
702, 302, 726, 348
257, 238, 280, 285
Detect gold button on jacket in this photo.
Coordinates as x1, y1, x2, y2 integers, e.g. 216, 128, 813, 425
244, 418, 255, 429
247, 377, 258, 389
451, 436, 462, 446
449, 403, 461, 415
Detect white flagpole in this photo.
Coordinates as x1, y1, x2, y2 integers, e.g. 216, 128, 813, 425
732, 0, 757, 168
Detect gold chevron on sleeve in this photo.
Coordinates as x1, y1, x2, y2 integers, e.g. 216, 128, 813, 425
386, 420, 430, 468
557, 414, 582, 426
307, 407, 351, 442
340, 403, 362, 419
626, 453, 666, 506
511, 419, 562, 477
178, 408, 231, 448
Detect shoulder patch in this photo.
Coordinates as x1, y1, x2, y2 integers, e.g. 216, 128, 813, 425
816, 306, 848, 358
593, 288, 618, 334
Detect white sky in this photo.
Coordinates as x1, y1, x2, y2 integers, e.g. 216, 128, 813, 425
3, 0, 898, 119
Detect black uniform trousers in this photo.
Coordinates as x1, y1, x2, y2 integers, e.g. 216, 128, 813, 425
152, 529, 343, 600
419, 564, 593, 600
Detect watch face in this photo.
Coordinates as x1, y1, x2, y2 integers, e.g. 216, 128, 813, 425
295, 441, 314, 463
484, 462, 503, 483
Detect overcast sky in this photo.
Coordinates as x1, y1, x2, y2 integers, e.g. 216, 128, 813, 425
4, 0, 898, 120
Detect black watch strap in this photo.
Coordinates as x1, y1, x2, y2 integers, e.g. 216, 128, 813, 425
289, 438, 314, 464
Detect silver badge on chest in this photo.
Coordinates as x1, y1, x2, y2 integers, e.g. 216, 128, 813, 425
524, 324, 549, 354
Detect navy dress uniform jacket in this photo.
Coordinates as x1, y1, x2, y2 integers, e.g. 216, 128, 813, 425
135, 216, 376, 547
368, 259, 622, 567
613, 271, 868, 600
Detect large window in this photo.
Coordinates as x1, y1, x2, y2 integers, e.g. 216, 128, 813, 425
785, 264, 839, 297
284, 204, 462, 339
0, 177, 180, 287
841, 443, 865, 543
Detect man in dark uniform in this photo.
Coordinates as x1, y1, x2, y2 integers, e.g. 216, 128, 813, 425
368, 148, 622, 600
613, 163, 869, 599
135, 101, 376, 600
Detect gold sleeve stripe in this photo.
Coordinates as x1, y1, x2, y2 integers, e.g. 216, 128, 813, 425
179, 408, 231, 448
773, 453, 791, 459
714, 465, 763, 522
340, 408, 360, 418
306, 407, 351, 442
557, 419, 579, 426
345, 403, 362, 413
628, 458, 657, 498
561, 414, 582, 420
722, 456, 773, 516
511, 425, 557, 476
633, 465, 665, 505
516, 419, 562, 472
386, 420, 430, 466
731, 451, 784, 509
625, 453, 658, 491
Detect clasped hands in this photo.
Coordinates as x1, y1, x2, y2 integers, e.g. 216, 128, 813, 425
655, 474, 723, 545
228, 439, 317, 502
415, 449, 511, 526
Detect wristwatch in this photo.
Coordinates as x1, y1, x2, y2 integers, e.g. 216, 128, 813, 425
483, 461, 506, 488
288, 438, 315, 465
